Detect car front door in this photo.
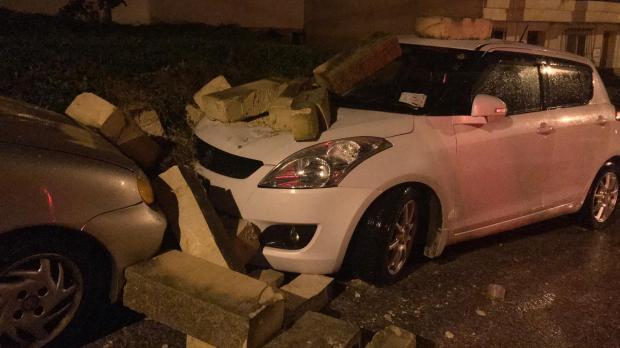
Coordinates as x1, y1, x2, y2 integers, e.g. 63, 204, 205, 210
540, 61, 614, 207
453, 52, 553, 234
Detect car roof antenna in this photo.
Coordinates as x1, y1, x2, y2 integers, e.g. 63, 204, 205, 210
519, 24, 530, 43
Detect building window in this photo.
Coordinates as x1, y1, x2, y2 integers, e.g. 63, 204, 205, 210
491, 28, 506, 40
565, 30, 592, 57
527, 31, 545, 46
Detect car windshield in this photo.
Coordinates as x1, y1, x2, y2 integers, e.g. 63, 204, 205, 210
335, 44, 484, 116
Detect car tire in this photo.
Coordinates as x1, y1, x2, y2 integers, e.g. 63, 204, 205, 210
579, 163, 620, 230
0, 233, 108, 348
345, 186, 424, 284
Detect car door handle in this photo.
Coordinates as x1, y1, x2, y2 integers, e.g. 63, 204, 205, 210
537, 122, 555, 135
597, 115, 608, 126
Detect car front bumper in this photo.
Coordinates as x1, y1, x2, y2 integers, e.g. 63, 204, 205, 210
195, 164, 375, 274
82, 202, 167, 301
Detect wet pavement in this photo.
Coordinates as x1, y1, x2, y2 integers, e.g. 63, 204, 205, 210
84, 215, 620, 348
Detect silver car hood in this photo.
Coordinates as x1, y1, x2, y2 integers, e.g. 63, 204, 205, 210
0, 97, 138, 172
195, 107, 414, 165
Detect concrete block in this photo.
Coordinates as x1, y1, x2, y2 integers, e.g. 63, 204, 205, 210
264, 312, 360, 348
158, 165, 245, 272
251, 269, 285, 288
313, 33, 402, 95
415, 17, 493, 40
292, 87, 332, 128
221, 216, 261, 267
65, 92, 126, 142
116, 119, 161, 170
134, 109, 165, 137
123, 251, 284, 348
366, 326, 416, 348
193, 75, 232, 112
267, 96, 295, 131
201, 79, 288, 122
281, 274, 333, 326
290, 106, 320, 141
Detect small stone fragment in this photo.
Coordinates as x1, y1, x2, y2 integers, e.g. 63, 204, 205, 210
250, 269, 285, 288
444, 331, 455, 339
134, 109, 164, 137
366, 325, 416, 348
313, 33, 402, 95
186, 104, 206, 126
475, 308, 487, 317
487, 284, 506, 301
383, 314, 393, 322
193, 75, 232, 112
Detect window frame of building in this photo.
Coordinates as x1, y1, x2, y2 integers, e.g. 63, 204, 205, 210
564, 29, 593, 58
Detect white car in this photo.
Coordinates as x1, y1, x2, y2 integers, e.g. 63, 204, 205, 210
195, 36, 620, 283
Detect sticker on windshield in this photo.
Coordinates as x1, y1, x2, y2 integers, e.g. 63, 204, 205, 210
399, 92, 427, 108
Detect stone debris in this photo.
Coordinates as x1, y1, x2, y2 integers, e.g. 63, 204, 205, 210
123, 251, 284, 348
264, 312, 360, 348
186, 104, 206, 127
158, 165, 245, 272
415, 17, 493, 40
220, 216, 262, 267
487, 284, 506, 301
292, 86, 332, 128
313, 33, 402, 96
65, 92, 126, 142
114, 115, 161, 170
134, 109, 165, 137
444, 331, 455, 339
280, 274, 334, 326
186, 336, 215, 348
193, 75, 232, 112
366, 325, 416, 348
251, 269, 285, 288
201, 79, 288, 122
475, 308, 487, 317
290, 105, 320, 141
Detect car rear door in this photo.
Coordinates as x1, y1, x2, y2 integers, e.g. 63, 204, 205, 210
453, 52, 552, 233
541, 60, 614, 207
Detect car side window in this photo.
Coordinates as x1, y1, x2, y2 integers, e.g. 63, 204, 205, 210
472, 62, 542, 116
542, 63, 593, 109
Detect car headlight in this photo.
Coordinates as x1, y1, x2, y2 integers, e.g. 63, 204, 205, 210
258, 137, 392, 189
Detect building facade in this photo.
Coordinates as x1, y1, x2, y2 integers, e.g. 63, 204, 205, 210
2, 0, 620, 67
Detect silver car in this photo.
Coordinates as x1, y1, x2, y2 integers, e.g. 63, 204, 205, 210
0, 97, 166, 347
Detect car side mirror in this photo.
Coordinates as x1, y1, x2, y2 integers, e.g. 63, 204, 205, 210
471, 94, 508, 119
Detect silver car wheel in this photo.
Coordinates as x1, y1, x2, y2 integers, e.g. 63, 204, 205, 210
592, 172, 619, 223
0, 254, 83, 348
387, 199, 416, 276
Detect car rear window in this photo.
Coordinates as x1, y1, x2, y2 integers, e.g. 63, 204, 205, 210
542, 63, 593, 109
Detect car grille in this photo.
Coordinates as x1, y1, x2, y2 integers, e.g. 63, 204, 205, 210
197, 141, 264, 179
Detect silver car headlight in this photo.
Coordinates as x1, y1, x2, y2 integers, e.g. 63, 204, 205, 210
258, 137, 392, 189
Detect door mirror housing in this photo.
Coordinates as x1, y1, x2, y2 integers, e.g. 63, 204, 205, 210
471, 94, 508, 118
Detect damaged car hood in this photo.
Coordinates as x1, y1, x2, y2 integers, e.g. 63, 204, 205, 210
194, 107, 414, 165
0, 97, 138, 171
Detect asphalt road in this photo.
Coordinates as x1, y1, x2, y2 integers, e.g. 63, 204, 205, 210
83, 215, 620, 348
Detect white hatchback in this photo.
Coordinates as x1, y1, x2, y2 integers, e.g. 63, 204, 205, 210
195, 36, 620, 283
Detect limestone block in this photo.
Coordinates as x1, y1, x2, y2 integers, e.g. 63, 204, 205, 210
290, 106, 320, 141
280, 274, 333, 326
193, 75, 232, 112
116, 119, 161, 169
123, 251, 284, 348
186, 104, 206, 126
65, 92, 126, 141
158, 165, 245, 272
366, 326, 417, 348
415, 17, 493, 40
264, 312, 360, 348
134, 109, 165, 137
221, 216, 261, 267
292, 87, 332, 128
251, 269, 285, 288
313, 33, 402, 95
201, 79, 288, 122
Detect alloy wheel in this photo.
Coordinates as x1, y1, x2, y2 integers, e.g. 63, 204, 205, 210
0, 254, 83, 348
592, 171, 619, 224
387, 199, 416, 275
